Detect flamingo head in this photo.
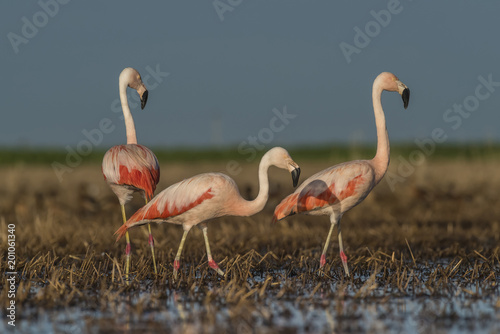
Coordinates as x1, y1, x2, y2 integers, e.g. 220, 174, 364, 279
377, 72, 410, 109
265, 147, 301, 187
120, 67, 149, 109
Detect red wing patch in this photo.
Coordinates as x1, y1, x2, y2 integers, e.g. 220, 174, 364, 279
272, 175, 364, 223
115, 188, 214, 241
272, 193, 299, 223
134, 188, 214, 221
337, 174, 363, 200
297, 186, 338, 212
118, 165, 159, 200
103, 145, 160, 200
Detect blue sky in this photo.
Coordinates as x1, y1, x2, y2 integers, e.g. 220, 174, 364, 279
1, 1, 499, 149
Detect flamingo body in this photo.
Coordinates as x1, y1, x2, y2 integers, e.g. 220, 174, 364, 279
103, 144, 160, 205
273, 72, 410, 276
115, 147, 301, 279
116, 173, 241, 235
273, 161, 374, 222
102, 67, 159, 277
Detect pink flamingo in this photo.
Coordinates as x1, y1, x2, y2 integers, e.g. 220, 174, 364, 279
115, 147, 300, 280
272, 72, 410, 276
102, 67, 160, 278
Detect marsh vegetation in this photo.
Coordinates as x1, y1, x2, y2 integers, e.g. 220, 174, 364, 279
0, 149, 499, 333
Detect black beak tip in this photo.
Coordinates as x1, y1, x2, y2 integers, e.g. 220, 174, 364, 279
291, 168, 301, 188
402, 88, 410, 109
141, 90, 149, 110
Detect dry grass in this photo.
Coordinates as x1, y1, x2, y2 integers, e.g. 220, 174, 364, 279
0, 158, 499, 332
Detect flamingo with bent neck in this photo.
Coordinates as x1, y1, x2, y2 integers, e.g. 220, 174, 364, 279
115, 147, 300, 280
102, 67, 160, 280
272, 72, 410, 277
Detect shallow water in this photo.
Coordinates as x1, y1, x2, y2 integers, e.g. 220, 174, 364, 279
8, 295, 500, 333
6, 267, 500, 334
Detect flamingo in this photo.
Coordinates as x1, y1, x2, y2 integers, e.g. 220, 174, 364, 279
272, 72, 410, 277
115, 147, 301, 280
102, 67, 160, 279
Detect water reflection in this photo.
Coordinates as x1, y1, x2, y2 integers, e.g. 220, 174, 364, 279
13, 283, 499, 334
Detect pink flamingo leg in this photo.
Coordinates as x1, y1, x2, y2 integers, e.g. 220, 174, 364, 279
320, 254, 327, 268
173, 230, 189, 281
147, 224, 157, 274
145, 198, 158, 275
320, 221, 336, 268
320, 215, 350, 277
337, 227, 350, 277
201, 225, 224, 276
121, 205, 131, 283
148, 233, 154, 247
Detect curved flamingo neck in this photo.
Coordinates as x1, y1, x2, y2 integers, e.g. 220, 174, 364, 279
371, 82, 389, 184
119, 78, 137, 144
236, 156, 271, 216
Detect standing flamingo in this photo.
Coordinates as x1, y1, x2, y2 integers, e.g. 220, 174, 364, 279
102, 67, 160, 279
272, 72, 410, 276
115, 147, 300, 280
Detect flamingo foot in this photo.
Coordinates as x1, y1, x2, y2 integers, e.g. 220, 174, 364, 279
208, 259, 224, 276
320, 254, 326, 268
173, 260, 180, 280
340, 251, 347, 263
174, 260, 180, 271
340, 251, 350, 277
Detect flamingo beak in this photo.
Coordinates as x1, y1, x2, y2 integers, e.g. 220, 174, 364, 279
141, 90, 149, 110
402, 88, 410, 109
291, 168, 301, 187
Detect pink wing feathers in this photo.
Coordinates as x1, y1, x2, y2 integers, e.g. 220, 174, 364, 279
102, 144, 160, 200
272, 162, 370, 223
115, 174, 222, 241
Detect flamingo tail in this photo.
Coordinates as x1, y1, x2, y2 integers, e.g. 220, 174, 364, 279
272, 193, 299, 224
